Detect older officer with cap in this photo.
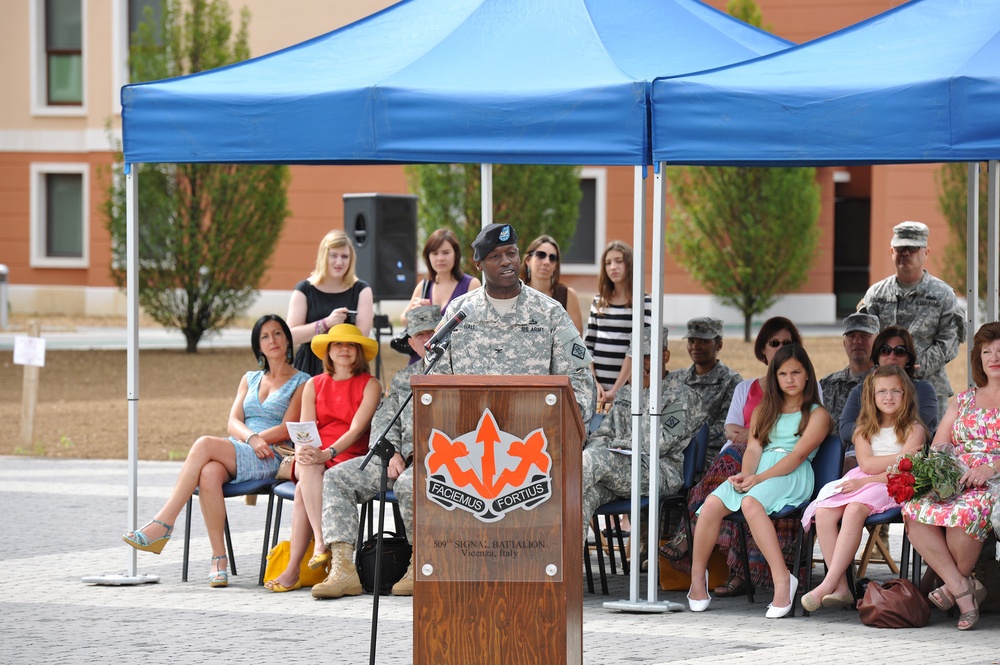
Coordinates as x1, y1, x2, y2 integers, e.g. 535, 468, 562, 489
663, 317, 742, 466
859, 221, 964, 421
311, 305, 442, 599
819, 313, 878, 426
427, 223, 595, 420
581, 327, 704, 548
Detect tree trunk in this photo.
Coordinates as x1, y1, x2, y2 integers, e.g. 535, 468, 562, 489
184, 328, 202, 353
743, 313, 752, 343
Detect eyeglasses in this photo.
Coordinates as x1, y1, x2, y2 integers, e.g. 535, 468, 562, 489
875, 389, 904, 398
879, 344, 910, 358
530, 250, 559, 263
766, 338, 793, 348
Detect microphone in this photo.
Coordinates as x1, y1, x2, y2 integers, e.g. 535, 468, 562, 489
424, 302, 474, 350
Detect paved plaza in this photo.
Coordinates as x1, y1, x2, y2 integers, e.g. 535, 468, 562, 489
1, 456, 997, 664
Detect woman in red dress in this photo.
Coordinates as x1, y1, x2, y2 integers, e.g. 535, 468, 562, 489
265, 323, 381, 592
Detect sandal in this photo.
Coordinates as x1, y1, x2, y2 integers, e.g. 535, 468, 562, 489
208, 555, 228, 588
658, 532, 689, 561
928, 584, 955, 611
264, 578, 302, 593
308, 547, 332, 570
954, 577, 980, 631
714, 573, 746, 598
122, 519, 173, 555
821, 591, 854, 609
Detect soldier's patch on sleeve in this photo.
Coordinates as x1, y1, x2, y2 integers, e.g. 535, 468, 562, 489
555, 323, 593, 368
664, 415, 680, 429
660, 400, 687, 435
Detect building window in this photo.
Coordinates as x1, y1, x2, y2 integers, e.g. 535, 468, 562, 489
32, 0, 86, 114
46, 0, 83, 104
561, 167, 606, 275
31, 164, 89, 268
113, 0, 163, 113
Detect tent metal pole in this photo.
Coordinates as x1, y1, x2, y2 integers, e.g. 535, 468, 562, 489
989, 160, 999, 323
81, 165, 158, 586
967, 162, 980, 386
603, 164, 682, 613
645, 164, 667, 604
481, 163, 493, 228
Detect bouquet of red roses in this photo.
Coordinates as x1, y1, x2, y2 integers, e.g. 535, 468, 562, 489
886, 450, 964, 503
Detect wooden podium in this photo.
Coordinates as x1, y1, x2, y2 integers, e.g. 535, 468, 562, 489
411, 375, 584, 665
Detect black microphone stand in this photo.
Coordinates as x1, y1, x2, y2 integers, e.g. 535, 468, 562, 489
358, 338, 450, 665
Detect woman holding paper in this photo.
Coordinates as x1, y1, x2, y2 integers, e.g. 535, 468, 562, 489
265, 323, 381, 592
122, 314, 309, 588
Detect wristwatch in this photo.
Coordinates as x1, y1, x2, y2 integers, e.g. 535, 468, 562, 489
328, 447, 339, 462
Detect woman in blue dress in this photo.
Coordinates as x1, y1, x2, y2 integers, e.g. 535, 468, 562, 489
122, 314, 310, 587
687, 344, 830, 618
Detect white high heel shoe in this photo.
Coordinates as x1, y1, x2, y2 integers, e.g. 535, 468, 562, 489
687, 571, 711, 612
766, 572, 799, 619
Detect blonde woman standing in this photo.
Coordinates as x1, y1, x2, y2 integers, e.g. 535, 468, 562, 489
287, 230, 374, 376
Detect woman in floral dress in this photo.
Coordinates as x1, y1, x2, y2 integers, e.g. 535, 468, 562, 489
904, 321, 1000, 631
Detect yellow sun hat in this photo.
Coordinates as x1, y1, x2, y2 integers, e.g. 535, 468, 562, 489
310, 323, 379, 362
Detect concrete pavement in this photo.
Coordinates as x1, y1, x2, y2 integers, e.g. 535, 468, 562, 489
1, 456, 997, 665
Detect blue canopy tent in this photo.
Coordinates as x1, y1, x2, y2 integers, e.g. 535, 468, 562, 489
109, 0, 791, 605
650, 0, 1000, 383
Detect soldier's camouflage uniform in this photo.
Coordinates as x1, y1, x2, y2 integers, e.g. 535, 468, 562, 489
433, 283, 596, 421
819, 366, 873, 427
663, 362, 741, 466
859, 270, 964, 421
581, 378, 705, 545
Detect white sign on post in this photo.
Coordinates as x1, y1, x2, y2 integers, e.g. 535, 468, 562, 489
13, 336, 46, 367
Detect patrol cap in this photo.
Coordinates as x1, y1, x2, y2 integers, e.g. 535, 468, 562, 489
406, 305, 442, 336
842, 312, 879, 336
891, 221, 929, 248
627, 326, 669, 357
472, 223, 519, 261
683, 317, 723, 340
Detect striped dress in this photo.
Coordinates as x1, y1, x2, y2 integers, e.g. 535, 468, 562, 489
584, 294, 652, 391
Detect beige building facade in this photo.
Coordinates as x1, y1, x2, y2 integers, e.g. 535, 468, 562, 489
0, 0, 953, 326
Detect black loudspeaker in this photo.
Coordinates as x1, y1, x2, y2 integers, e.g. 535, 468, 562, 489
344, 193, 418, 301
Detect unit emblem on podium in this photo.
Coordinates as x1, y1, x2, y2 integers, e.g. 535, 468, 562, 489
424, 409, 553, 523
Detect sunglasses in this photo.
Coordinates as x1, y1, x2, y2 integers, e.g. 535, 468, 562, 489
766, 338, 794, 348
879, 344, 910, 358
530, 250, 559, 263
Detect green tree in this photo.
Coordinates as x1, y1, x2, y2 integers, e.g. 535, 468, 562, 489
404, 164, 581, 276
666, 167, 820, 341
665, 0, 820, 342
938, 162, 988, 302
104, 0, 289, 352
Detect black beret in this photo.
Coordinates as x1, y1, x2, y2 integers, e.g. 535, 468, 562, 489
472, 224, 519, 261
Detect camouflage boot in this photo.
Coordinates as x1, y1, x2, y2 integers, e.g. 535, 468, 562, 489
391, 560, 414, 596
311, 542, 363, 599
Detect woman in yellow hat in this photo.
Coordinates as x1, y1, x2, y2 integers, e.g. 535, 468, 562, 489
265, 323, 382, 592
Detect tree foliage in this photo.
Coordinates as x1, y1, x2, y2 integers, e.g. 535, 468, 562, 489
938, 162, 989, 303
666, 167, 820, 341
104, 0, 289, 352
404, 164, 581, 276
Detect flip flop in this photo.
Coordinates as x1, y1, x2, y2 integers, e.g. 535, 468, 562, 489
264, 579, 302, 593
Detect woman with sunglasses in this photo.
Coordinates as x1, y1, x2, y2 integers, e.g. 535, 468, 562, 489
402, 228, 482, 323
839, 325, 939, 449
520, 234, 583, 332
662, 317, 813, 597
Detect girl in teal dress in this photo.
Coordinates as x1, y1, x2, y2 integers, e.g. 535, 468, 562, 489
687, 344, 830, 618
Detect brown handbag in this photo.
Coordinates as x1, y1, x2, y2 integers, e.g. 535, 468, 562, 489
856, 578, 929, 628
274, 445, 295, 481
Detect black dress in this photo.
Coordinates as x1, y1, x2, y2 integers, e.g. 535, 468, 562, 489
292, 279, 370, 376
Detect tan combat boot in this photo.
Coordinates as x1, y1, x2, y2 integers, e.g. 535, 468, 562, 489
311, 542, 363, 599
391, 560, 414, 596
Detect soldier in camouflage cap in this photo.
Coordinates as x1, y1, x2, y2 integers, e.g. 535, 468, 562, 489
859, 220, 964, 422
312, 306, 442, 599
660, 317, 742, 466
819, 313, 877, 447
582, 325, 705, 554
